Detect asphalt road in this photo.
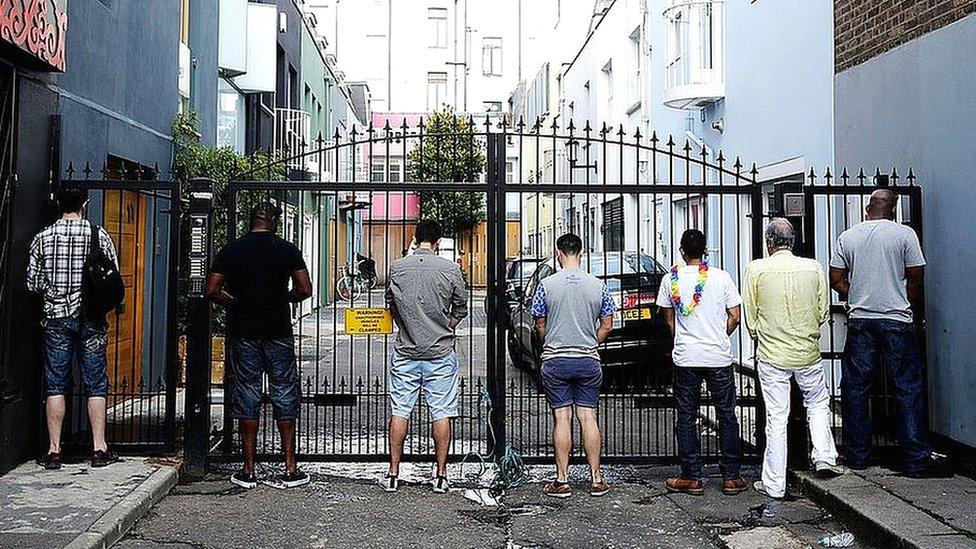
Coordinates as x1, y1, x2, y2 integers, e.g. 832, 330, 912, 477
114, 464, 877, 549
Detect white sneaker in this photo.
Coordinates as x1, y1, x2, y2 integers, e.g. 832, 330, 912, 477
753, 480, 784, 499
432, 475, 450, 494
814, 461, 845, 478
380, 474, 399, 493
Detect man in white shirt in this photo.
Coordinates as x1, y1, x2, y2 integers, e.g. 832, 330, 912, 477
657, 229, 747, 496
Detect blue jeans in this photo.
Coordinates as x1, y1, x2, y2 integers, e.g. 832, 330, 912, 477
842, 318, 931, 472
673, 366, 742, 480
43, 316, 109, 397
228, 338, 301, 421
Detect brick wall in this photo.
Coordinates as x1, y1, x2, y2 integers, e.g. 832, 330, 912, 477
835, 0, 976, 73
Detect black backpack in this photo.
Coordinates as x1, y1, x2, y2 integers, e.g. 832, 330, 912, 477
81, 221, 125, 319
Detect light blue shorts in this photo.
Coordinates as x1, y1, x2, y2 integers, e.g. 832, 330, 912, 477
389, 351, 460, 421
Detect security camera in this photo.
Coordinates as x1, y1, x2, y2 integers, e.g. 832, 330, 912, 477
711, 118, 724, 134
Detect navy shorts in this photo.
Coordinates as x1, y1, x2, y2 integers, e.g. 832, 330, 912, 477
228, 338, 301, 421
43, 316, 109, 398
540, 357, 603, 409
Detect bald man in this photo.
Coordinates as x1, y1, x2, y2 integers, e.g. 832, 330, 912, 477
829, 189, 946, 478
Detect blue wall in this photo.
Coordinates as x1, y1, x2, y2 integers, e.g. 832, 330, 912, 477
834, 14, 976, 448
191, 0, 220, 146
56, 0, 178, 169
648, 0, 834, 171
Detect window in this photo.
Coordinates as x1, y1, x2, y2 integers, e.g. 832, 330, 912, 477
371, 162, 385, 183
602, 197, 624, 252
628, 28, 641, 104
216, 83, 245, 153
388, 160, 401, 183
482, 37, 502, 77
483, 101, 503, 113
428, 8, 448, 49
427, 72, 448, 111
701, 3, 714, 69
505, 161, 514, 183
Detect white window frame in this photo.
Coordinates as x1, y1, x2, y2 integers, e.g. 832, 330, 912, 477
628, 27, 641, 105
427, 71, 448, 111
428, 8, 448, 49
482, 37, 503, 77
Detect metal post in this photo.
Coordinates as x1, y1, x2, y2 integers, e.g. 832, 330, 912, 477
750, 183, 767, 454
183, 178, 214, 478
485, 133, 507, 459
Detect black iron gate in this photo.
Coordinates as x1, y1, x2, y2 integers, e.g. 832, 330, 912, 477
195, 117, 922, 466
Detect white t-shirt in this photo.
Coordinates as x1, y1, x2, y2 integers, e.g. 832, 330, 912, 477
656, 265, 742, 368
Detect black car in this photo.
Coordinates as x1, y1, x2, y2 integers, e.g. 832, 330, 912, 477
505, 251, 674, 386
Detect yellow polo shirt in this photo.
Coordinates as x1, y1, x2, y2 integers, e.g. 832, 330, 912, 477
742, 250, 828, 369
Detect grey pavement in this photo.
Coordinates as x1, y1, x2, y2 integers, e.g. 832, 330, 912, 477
0, 458, 178, 549
796, 465, 976, 548
115, 464, 875, 549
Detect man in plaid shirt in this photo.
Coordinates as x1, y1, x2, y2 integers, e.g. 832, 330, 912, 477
27, 187, 120, 469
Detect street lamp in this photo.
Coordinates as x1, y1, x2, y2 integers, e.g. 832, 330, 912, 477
567, 139, 597, 171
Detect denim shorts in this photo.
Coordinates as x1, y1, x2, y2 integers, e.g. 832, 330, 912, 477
389, 351, 460, 421
540, 357, 603, 409
228, 338, 301, 421
43, 316, 109, 398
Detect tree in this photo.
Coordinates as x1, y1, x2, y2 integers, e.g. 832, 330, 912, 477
406, 108, 486, 236
171, 110, 284, 335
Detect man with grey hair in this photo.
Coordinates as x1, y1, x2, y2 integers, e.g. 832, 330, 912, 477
743, 218, 841, 499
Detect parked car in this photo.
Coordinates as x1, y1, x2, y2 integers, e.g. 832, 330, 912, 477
504, 257, 545, 303
506, 251, 673, 387
483, 256, 546, 314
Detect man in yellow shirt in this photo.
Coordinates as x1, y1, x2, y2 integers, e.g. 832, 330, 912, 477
743, 218, 842, 499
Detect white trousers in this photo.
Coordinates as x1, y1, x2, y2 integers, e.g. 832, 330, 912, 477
758, 360, 839, 498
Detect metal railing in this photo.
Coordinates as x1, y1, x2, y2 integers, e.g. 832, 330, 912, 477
273, 108, 312, 171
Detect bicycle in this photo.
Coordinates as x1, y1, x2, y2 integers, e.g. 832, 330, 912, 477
335, 264, 366, 302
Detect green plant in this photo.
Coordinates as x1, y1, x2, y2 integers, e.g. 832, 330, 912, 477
406, 107, 486, 236
171, 110, 285, 335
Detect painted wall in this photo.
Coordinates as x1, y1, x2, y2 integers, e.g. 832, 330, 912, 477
190, 0, 220, 146
56, 0, 178, 168
647, 0, 835, 172
834, 13, 976, 448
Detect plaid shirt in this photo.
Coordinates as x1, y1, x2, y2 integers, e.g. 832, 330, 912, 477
27, 218, 119, 320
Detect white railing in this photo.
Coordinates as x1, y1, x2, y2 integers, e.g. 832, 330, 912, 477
663, 0, 725, 109
273, 108, 312, 171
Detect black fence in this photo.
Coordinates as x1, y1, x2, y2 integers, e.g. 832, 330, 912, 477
187, 118, 923, 467
57, 169, 181, 453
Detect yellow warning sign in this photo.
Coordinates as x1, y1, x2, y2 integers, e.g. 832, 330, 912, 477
344, 308, 394, 335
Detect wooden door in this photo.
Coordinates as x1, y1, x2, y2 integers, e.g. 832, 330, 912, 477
102, 190, 147, 404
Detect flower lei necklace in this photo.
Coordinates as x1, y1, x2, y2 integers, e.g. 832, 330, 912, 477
670, 261, 709, 316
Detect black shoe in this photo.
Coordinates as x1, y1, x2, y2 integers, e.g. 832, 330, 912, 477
280, 470, 310, 488
36, 452, 62, 470
231, 470, 258, 489
90, 449, 119, 468
902, 455, 953, 479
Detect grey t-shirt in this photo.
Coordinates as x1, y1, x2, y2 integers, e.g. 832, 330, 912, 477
386, 249, 469, 359
530, 268, 616, 361
830, 219, 925, 323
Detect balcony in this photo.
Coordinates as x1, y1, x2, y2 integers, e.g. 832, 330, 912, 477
273, 108, 311, 172
663, 0, 725, 110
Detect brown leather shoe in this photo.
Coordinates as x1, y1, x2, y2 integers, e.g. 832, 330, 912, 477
588, 480, 610, 497
722, 476, 748, 495
665, 476, 704, 495
543, 481, 572, 498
